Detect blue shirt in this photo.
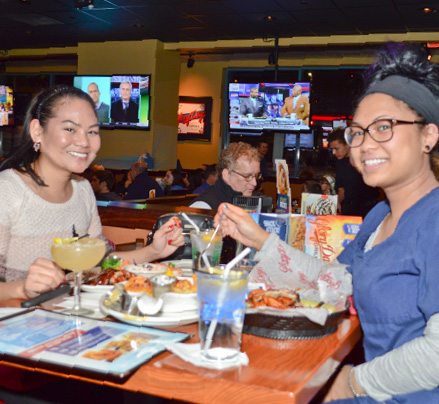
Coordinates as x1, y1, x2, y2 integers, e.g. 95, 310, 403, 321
337, 187, 439, 403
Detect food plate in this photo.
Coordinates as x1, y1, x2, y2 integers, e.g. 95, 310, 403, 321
124, 263, 171, 278
165, 259, 193, 271
100, 294, 198, 328
82, 284, 122, 293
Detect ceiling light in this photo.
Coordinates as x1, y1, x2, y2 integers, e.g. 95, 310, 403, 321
264, 15, 277, 21
74, 0, 94, 10
421, 7, 435, 13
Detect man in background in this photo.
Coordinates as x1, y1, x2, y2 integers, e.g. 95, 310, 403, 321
256, 140, 270, 178
192, 164, 219, 194
88, 82, 109, 123
124, 161, 164, 200
328, 128, 379, 217
190, 142, 261, 210
111, 80, 139, 123
280, 84, 310, 124
91, 170, 122, 201
240, 87, 267, 118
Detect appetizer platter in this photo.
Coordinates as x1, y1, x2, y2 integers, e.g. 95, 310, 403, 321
100, 275, 198, 328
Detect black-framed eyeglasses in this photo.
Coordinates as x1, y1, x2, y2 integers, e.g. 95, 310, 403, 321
231, 170, 262, 182
344, 118, 426, 148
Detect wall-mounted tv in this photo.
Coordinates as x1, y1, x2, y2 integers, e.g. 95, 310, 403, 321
73, 74, 151, 130
284, 132, 315, 149
229, 82, 311, 133
110, 75, 150, 130
73, 76, 111, 126
0, 85, 14, 127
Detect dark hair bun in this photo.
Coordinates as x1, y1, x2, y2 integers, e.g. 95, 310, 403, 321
364, 42, 439, 98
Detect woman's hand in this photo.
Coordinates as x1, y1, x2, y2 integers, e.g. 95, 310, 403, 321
215, 203, 269, 251
147, 217, 184, 260
323, 365, 361, 402
23, 258, 65, 299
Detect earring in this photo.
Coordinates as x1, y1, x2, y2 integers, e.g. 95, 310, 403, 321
33, 142, 41, 152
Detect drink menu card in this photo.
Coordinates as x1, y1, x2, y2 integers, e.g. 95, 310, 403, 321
0, 309, 189, 382
275, 159, 291, 214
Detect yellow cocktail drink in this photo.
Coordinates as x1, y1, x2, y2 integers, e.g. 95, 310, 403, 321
51, 237, 106, 272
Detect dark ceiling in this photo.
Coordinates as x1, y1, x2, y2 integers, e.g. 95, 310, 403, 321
1, 0, 439, 51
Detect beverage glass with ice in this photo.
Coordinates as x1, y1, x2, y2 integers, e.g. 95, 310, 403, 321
196, 265, 249, 364
190, 229, 223, 270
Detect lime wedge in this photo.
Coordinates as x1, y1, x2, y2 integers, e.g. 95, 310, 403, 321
53, 237, 79, 244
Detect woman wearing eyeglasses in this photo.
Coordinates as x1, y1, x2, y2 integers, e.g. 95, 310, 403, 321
190, 141, 262, 210
215, 42, 439, 403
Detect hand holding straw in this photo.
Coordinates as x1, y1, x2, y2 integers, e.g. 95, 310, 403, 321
203, 247, 252, 354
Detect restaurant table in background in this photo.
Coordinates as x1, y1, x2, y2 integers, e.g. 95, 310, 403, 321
0, 298, 361, 404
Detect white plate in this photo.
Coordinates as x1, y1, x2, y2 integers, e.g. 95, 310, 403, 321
100, 294, 198, 328
81, 284, 115, 293
165, 259, 193, 271
123, 263, 170, 278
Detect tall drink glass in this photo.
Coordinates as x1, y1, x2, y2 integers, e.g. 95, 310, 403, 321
51, 237, 106, 315
196, 266, 249, 364
190, 229, 223, 270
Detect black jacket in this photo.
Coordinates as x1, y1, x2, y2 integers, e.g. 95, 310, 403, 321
191, 176, 258, 210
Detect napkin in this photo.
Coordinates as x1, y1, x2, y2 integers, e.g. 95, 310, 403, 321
165, 342, 249, 370
55, 293, 106, 319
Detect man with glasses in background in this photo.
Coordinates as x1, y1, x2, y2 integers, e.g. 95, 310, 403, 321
190, 142, 261, 210
328, 128, 379, 217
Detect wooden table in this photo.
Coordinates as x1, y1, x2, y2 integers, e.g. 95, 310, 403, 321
0, 299, 361, 404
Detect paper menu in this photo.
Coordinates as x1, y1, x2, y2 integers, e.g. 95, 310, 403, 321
0, 309, 189, 381
301, 193, 338, 215
275, 159, 291, 214
303, 215, 362, 262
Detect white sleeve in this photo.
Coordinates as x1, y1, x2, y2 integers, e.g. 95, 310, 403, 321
356, 312, 439, 401
189, 201, 212, 210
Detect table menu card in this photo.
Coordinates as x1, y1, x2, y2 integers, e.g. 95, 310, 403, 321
0, 309, 189, 382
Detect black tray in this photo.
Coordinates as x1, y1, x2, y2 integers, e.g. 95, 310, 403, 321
243, 307, 348, 340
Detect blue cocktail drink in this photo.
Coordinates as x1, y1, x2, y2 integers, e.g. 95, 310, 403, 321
196, 266, 249, 363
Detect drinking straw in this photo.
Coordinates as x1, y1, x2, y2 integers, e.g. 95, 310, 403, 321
181, 212, 200, 233
203, 247, 252, 353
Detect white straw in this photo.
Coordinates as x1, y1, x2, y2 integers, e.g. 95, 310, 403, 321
181, 212, 200, 233
203, 247, 252, 354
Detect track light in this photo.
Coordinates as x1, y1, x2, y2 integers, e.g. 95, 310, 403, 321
187, 54, 195, 68
74, 0, 94, 10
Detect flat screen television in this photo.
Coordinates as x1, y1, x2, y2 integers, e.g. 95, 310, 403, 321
73, 74, 151, 130
73, 76, 111, 126
229, 81, 311, 132
0, 85, 14, 127
110, 75, 150, 130
284, 132, 314, 148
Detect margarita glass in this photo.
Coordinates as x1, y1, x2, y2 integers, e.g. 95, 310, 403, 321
51, 237, 106, 315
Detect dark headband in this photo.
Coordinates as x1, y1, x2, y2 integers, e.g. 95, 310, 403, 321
35, 86, 69, 120
363, 75, 439, 128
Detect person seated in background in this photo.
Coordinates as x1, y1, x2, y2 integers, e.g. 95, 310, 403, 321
215, 42, 439, 403
91, 169, 122, 201
302, 180, 322, 194
256, 140, 270, 178
190, 142, 261, 210
0, 85, 183, 301
192, 164, 219, 194
320, 174, 336, 195
187, 168, 204, 193
123, 161, 164, 200
164, 170, 189, 196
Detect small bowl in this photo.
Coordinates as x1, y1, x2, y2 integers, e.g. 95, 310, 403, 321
150, 275, 176, 298
160, 292, 198, 313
